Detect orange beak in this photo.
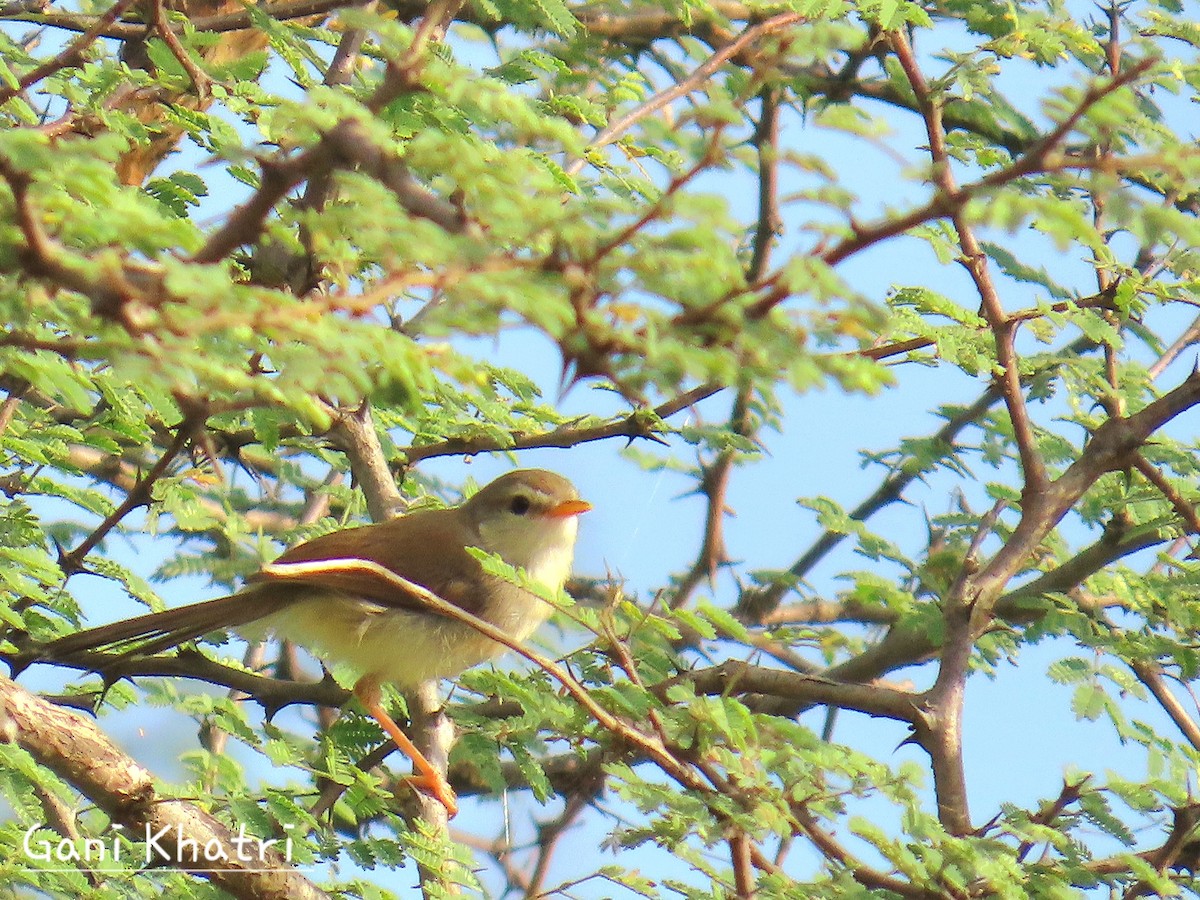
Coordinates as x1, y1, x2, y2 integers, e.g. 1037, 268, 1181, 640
546, 499, 592, 518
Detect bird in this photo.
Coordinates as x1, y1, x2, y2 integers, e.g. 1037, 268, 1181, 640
42, 469, 591, 816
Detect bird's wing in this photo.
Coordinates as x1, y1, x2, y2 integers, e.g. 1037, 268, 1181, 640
247, 508, 490, 616
41, 508, 487, 662
44, 509, 488, 663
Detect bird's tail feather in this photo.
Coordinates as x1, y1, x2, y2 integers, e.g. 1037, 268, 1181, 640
44, 588, 291, 662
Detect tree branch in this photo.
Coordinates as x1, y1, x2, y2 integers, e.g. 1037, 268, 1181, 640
0, 675, 331, 900
58, 414, 196, 575
564, 12, 804, 178
0, 0, 137, 106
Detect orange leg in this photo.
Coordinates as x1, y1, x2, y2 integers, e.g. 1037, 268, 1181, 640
354, 677, 458, 818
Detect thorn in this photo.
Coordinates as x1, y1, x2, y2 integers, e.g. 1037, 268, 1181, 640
673, 482, 707, 502
4, 650, 33, 679
94, 673, 122, 711
625, 431, 670, 449
894, 724, 923, 752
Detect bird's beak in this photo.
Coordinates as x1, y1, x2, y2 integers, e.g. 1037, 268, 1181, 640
546, 499, 592, 518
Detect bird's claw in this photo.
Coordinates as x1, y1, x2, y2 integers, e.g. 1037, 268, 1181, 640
405, 772, 459, 818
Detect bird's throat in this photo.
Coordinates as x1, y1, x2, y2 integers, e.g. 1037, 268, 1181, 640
477, 515, 578, 594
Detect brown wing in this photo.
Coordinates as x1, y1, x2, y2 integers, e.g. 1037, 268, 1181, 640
45, 508, 489, 663
247, 507, 490, 616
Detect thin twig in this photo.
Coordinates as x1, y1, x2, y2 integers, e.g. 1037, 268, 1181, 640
670, 388, 746, 609
730, 830, 757, 898
0, 0, 137, 106
744, 383, 1004, 617
1129, 660, 1200, 752
58, 414, 196, 574
890, 28, 1046, 493
565, 12, 804, 177
258, 558, 704, 788
400, 382, 719, 466
255, 556, 787, 867
4, 0, 342, 38
526, 790, 590, 896
1132, 453, 1200, 539
1014, 777, 1089, 862
150, 0, 213, 98
194, 1, 459, 265
790, 806, 928, 898
1149, 313, 1200, 380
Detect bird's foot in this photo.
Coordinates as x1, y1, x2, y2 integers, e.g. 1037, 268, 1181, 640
404, 772, 458, 818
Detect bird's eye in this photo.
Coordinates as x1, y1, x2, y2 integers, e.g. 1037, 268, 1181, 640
509, 495, 531, 516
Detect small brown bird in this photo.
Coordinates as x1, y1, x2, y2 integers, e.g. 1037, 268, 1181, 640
45, 469, 591, 815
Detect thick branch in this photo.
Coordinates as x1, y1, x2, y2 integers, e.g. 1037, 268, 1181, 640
328, 402, 406, 521
0, 675, 330, 900
658, 660, 920, 723
11, 646, 351, 715
970, 367, 1200, 621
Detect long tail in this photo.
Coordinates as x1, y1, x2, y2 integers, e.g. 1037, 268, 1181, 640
44, 588, 291, 662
